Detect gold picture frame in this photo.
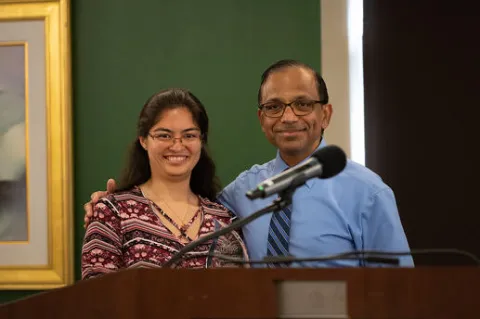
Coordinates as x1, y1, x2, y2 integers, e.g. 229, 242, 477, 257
0, 0, 73, 289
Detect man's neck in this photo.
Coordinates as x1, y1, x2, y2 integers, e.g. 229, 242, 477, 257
280, 153, 307, 167
280, 138, 322, 167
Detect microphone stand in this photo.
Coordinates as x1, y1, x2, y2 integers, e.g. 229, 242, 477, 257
163, 188, 295, 268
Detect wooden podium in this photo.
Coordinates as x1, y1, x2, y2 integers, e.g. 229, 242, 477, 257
1, 267, 479, 318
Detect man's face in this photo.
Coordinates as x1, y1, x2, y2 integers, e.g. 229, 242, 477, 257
257, 66, 332, 166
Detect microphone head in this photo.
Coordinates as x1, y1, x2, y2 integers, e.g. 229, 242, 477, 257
311, 145, 347, 178
245, 188, 263, 200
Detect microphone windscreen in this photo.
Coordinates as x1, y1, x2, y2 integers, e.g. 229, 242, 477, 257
312, 145, 347, 178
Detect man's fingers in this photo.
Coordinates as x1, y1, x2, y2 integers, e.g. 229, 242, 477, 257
83, 201, 94, 229
85, 202, 93, 217
106, 179, 117, 193
84, 216, 89, 229
91, 191, 108, 203
84, 180, 116, 229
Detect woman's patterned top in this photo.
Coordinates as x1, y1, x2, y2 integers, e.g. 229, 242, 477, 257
81, 186, 249, 279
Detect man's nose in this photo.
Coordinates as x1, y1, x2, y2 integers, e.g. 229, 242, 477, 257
281, 105, 299, 122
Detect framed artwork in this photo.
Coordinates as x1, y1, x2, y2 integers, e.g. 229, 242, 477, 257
0, 0, 73, 289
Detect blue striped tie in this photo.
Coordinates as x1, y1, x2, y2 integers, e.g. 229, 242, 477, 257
266, 204, 292, 268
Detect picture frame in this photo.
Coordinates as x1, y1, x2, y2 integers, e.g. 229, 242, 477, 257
0, 0, 73, 289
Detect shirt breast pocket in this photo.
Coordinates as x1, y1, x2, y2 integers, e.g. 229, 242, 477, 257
289, 205, 355, 257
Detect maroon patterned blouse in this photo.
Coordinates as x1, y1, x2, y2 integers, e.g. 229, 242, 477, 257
81, 186, 249, 279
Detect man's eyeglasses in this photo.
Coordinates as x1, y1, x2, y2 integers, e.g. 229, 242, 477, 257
148, 131, 203, 145
258, 99, 325, 118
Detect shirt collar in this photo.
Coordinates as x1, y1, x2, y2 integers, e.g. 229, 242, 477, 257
272, 138, 328, 189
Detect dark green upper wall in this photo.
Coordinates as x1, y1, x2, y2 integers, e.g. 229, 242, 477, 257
72, 0, 321, 185
0, 0, 320, 304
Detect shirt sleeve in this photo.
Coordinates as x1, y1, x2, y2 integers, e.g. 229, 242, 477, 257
216, 179, 239, 217
81, 199, 124, 279
361, 187, 415, 267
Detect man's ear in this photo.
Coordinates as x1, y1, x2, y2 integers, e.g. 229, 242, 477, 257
321, 104, 333, 130
257, 109, 266, 133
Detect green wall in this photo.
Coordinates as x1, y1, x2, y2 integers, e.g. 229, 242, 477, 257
0, 0, 320, 304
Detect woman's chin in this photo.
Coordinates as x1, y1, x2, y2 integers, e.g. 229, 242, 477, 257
163, 167, 192, 179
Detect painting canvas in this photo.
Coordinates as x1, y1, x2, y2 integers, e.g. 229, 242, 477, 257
0, 43, 28, 242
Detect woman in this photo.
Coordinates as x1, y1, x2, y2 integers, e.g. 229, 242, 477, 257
81, 88, 248, 279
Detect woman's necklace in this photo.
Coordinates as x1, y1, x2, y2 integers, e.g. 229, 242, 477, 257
157, 195, 192, 226
140, 186, 193, 226
140, 186, 202, 242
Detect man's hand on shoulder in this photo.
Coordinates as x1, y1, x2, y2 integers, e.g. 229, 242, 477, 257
83, 179, 117, 228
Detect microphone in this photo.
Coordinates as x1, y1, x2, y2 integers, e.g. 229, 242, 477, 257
246, 145, 347, 200
188, 252, 401, 266
163, 145, 346, 269
185, 249, 480, 267
260, 249, 480, 266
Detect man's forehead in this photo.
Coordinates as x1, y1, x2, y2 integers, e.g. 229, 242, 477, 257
262, 67, 318, 101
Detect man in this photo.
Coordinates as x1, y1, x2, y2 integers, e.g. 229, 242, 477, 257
84, 59, 414, 267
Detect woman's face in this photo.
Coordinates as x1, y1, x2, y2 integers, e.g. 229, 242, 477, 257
140, 107, 202, 181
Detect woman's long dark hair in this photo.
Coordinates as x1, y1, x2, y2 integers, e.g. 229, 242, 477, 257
117, 88, 221, 200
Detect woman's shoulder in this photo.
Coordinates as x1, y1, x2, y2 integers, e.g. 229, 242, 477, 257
199, 196, 234, 218
96, 186, 147, 209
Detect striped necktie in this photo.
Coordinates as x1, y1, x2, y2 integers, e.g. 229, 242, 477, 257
266, 202, 292, 268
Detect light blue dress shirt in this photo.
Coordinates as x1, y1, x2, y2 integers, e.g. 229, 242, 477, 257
217, 139, 414, 267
